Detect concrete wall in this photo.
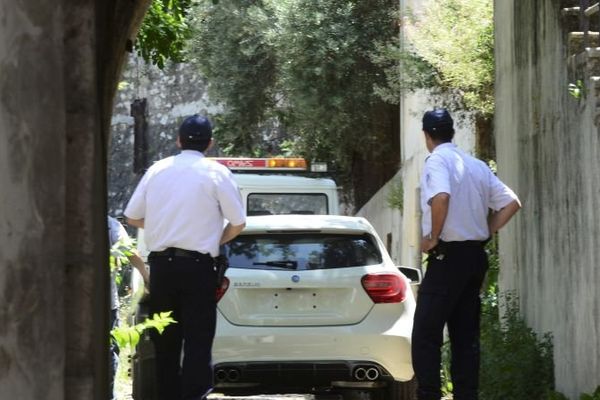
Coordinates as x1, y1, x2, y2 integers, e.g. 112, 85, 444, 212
0, 3, 66, 398
0, 1, 151, 398
495, 1, 600, 397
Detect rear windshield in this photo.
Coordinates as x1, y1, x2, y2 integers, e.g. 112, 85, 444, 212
247, 193, 328, 216
224, 233, 383, 270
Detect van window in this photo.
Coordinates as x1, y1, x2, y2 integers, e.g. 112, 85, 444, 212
247, 193, 328, 216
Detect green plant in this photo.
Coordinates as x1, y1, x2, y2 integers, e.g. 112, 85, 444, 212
479, 291, 555, 400
110, 237, 137, 271
111, 311, 177, 349
109, 237, 177, 349
386, 181, 404, 211
190, 0, 401, 209
440, 340, 453, 396
373, 0, 494, 117
568, 80, 585, 99
438, 234, 557, 399
137, 0, 195, 69
547, 391, 569, 400
580, 386, 600, 400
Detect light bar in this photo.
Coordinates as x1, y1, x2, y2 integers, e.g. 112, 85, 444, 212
210, 157, 307, 171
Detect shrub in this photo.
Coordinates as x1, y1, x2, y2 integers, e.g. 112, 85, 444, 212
440, 237, 557, 399
479, 292, 555, 400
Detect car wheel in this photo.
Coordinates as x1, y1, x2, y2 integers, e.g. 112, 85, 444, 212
132, 300, 158, 400
386, 377, 417, 400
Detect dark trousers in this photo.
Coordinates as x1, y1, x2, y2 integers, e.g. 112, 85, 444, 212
109, 308, 119, 400
149, 252, 217, 400
412, 242, 488, 400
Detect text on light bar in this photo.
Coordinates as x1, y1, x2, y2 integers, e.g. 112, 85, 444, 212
210, 157, 307, 171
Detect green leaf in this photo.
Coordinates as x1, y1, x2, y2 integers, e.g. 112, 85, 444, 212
110, 311, 177, 350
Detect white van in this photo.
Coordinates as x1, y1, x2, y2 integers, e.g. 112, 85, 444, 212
212, 157, 340, 216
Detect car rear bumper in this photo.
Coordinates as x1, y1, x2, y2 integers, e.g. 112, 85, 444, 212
213, 360, 396, 395
213, 303, 415, 386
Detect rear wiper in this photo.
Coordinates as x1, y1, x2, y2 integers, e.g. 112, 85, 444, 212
252, 260, 298, 269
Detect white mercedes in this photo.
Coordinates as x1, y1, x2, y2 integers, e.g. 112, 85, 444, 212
211, 215, 419, 399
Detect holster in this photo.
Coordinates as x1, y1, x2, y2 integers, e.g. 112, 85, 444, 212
214, 255, 229, 288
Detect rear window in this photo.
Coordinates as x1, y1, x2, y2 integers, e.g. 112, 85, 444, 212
224, 233, 383, 270
247, 193, 328, 216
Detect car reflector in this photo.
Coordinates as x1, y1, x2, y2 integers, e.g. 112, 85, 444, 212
361, 274, 407, 303
216, 277, 230, 302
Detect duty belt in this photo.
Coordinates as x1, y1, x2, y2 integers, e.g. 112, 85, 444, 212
149, 247, 210, 259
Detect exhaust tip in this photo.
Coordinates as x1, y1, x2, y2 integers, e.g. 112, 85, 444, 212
215, 369, 228, 382
227, 368, 240, 382
366, 367, 380, 381
353, 367, 367, 381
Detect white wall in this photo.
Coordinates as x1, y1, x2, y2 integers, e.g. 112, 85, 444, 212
495, 1, 600, 397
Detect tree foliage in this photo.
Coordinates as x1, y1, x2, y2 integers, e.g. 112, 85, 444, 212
374, 0, 494, 116
190, 0, 279, 154
137, 0, 196, 69
189, 0, 400, 207
190, 0, 398, 160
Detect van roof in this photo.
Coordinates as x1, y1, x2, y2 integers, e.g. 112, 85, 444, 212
233, 173, 337, 189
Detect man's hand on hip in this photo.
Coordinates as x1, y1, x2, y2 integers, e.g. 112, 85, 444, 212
421, 235, 439, 253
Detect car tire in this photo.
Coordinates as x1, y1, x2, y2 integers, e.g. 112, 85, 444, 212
131, 299, 158, 400
386, 377, 418, 400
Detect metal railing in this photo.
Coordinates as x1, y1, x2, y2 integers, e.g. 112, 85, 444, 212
563, 1, 600, 53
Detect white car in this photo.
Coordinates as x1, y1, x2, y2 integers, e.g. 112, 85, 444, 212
212, 215, 419, 399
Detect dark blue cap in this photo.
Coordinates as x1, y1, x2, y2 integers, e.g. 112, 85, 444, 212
179, 115, 212, 141
422, 108, 453, 132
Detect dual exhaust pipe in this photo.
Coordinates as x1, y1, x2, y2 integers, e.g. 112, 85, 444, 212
353, 366, 380, 381
217, 365, 380, 383
215, 368, 240, 383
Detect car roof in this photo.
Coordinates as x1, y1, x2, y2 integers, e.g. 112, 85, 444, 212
241, 215, 377, 235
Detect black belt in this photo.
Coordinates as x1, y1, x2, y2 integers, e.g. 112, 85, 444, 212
439, 239, 488, 248
149, 247, 211, 259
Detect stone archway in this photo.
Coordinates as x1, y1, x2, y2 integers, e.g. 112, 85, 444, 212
0, 1, 150, 399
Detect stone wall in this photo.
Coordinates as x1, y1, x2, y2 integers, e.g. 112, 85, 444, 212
495, 1, 600, 397
109, 57, 220, 216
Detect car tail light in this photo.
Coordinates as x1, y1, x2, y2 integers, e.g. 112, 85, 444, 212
361, 273, 407, 303
216, 277, 229, 302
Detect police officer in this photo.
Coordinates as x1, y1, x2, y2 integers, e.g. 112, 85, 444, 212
412, 108, 521, 400
125, 115, 246, 400
107, 216, 149, 400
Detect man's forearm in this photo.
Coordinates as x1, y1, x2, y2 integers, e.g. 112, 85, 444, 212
126, 217, 144, 229
488, 200, 521, 234
220, 222, 246, 245
129, 253, 149, 284
430, 193, 450, 239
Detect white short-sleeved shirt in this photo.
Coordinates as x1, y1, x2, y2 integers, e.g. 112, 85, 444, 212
420, 143, 520, 241
124, 150, 246, 257
108, 216, 129, 309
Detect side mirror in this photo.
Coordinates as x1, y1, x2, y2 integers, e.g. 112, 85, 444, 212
398, 266, 422, 284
